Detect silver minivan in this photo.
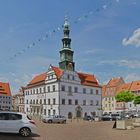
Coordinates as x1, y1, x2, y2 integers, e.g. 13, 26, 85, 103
0, 111, 37, 137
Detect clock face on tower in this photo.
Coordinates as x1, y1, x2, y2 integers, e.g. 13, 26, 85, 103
61, 53, 65, 61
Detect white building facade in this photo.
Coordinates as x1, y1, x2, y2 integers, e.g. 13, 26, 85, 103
12, 88, 25, 112
0, 82, 12, 111
24, 18, 102, 119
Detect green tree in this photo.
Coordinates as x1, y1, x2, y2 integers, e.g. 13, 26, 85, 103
115, 91, 134, 102
134, 96, 140, 105
134, 96, 140, 112
115, 91, 134, 116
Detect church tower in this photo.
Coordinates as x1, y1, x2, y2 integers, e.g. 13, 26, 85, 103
59, 17, 75, 71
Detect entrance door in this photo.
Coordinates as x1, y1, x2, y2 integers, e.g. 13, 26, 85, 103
68, 112, 73, 119
75, 106, 82, 118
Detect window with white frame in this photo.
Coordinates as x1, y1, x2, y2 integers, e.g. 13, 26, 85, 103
83, 100, 86, 105
68, 99, 72, 105
53, 109, 56, 115
96, 90, 99, 94
75, 99, 78, 105
53, 98, 56, 105
44, 99, 46, 105
74, 87, 78, 93
44, 87, 46, 93
52, 85, 55, 92
48, 99, 50, 105
90, 89, 93, 94
62, 99, 65, 105
48, 109, 51, 116
68, 86, 72, 93
96, 100, 99, 106
83, 88, 86, 94
61, 85, 65, 91
40, 88, 42, 93
90, 100, 93, 105
48, 86, 50, 92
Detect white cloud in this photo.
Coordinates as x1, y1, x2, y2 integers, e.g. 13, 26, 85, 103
102, 5, 107, 10
122, 28, 140, 47
125, 73, 140, 82
99, 59, 140, 69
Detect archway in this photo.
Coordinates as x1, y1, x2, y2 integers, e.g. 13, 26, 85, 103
75, 106, 82, 118
68, 112, 73, 119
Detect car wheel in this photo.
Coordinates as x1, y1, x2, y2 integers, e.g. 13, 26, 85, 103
48, 120, 52, 123
19, 127, 31, 137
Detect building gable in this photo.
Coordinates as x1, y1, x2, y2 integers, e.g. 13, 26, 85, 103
0, 82, 11, 96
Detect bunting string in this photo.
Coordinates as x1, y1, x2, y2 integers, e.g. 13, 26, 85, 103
0, 0, 124, 64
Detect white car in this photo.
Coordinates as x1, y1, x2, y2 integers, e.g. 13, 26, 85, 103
0, 111, 37, 137
42, 115, 66, 123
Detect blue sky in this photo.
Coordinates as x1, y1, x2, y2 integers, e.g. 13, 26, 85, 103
0, 0, 140, 94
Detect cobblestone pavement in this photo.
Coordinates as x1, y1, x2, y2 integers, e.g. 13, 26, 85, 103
35, 119, 140, 140
1, 119, 140, 140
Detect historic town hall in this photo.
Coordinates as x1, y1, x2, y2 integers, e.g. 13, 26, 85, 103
24, 18, 102, 119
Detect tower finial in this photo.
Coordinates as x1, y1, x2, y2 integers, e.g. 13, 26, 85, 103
64, 15, 69, 27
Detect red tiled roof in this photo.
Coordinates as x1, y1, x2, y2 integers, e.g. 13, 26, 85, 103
52, 67, 100, 87
27, 66, 63, 86
26, 66, 99, 88
130, 80, 140, 91
117, 80, 140, 93
102, 77, 125, 97
102, 85, 107, 97
78, 72, 99, 87
28, 73, 47, 85
107, 77, 123, 87
51, 66, 63, 78
0, 82, 11, 96
117, 83, 131, 93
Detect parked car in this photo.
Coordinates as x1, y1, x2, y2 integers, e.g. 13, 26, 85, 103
0, 111, 36, 137
133, 112, 140, 118
111, 114, 121, 121
125, 113, 134, 119
101, 113, 121, 121
42, 115, 66, 123
83, 115, 94, 121
101, 114, 112, 121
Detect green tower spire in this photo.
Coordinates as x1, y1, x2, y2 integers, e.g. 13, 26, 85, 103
59, 17, 75, 71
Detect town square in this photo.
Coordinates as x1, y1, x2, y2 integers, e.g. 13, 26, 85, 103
0, 0, 140, 140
